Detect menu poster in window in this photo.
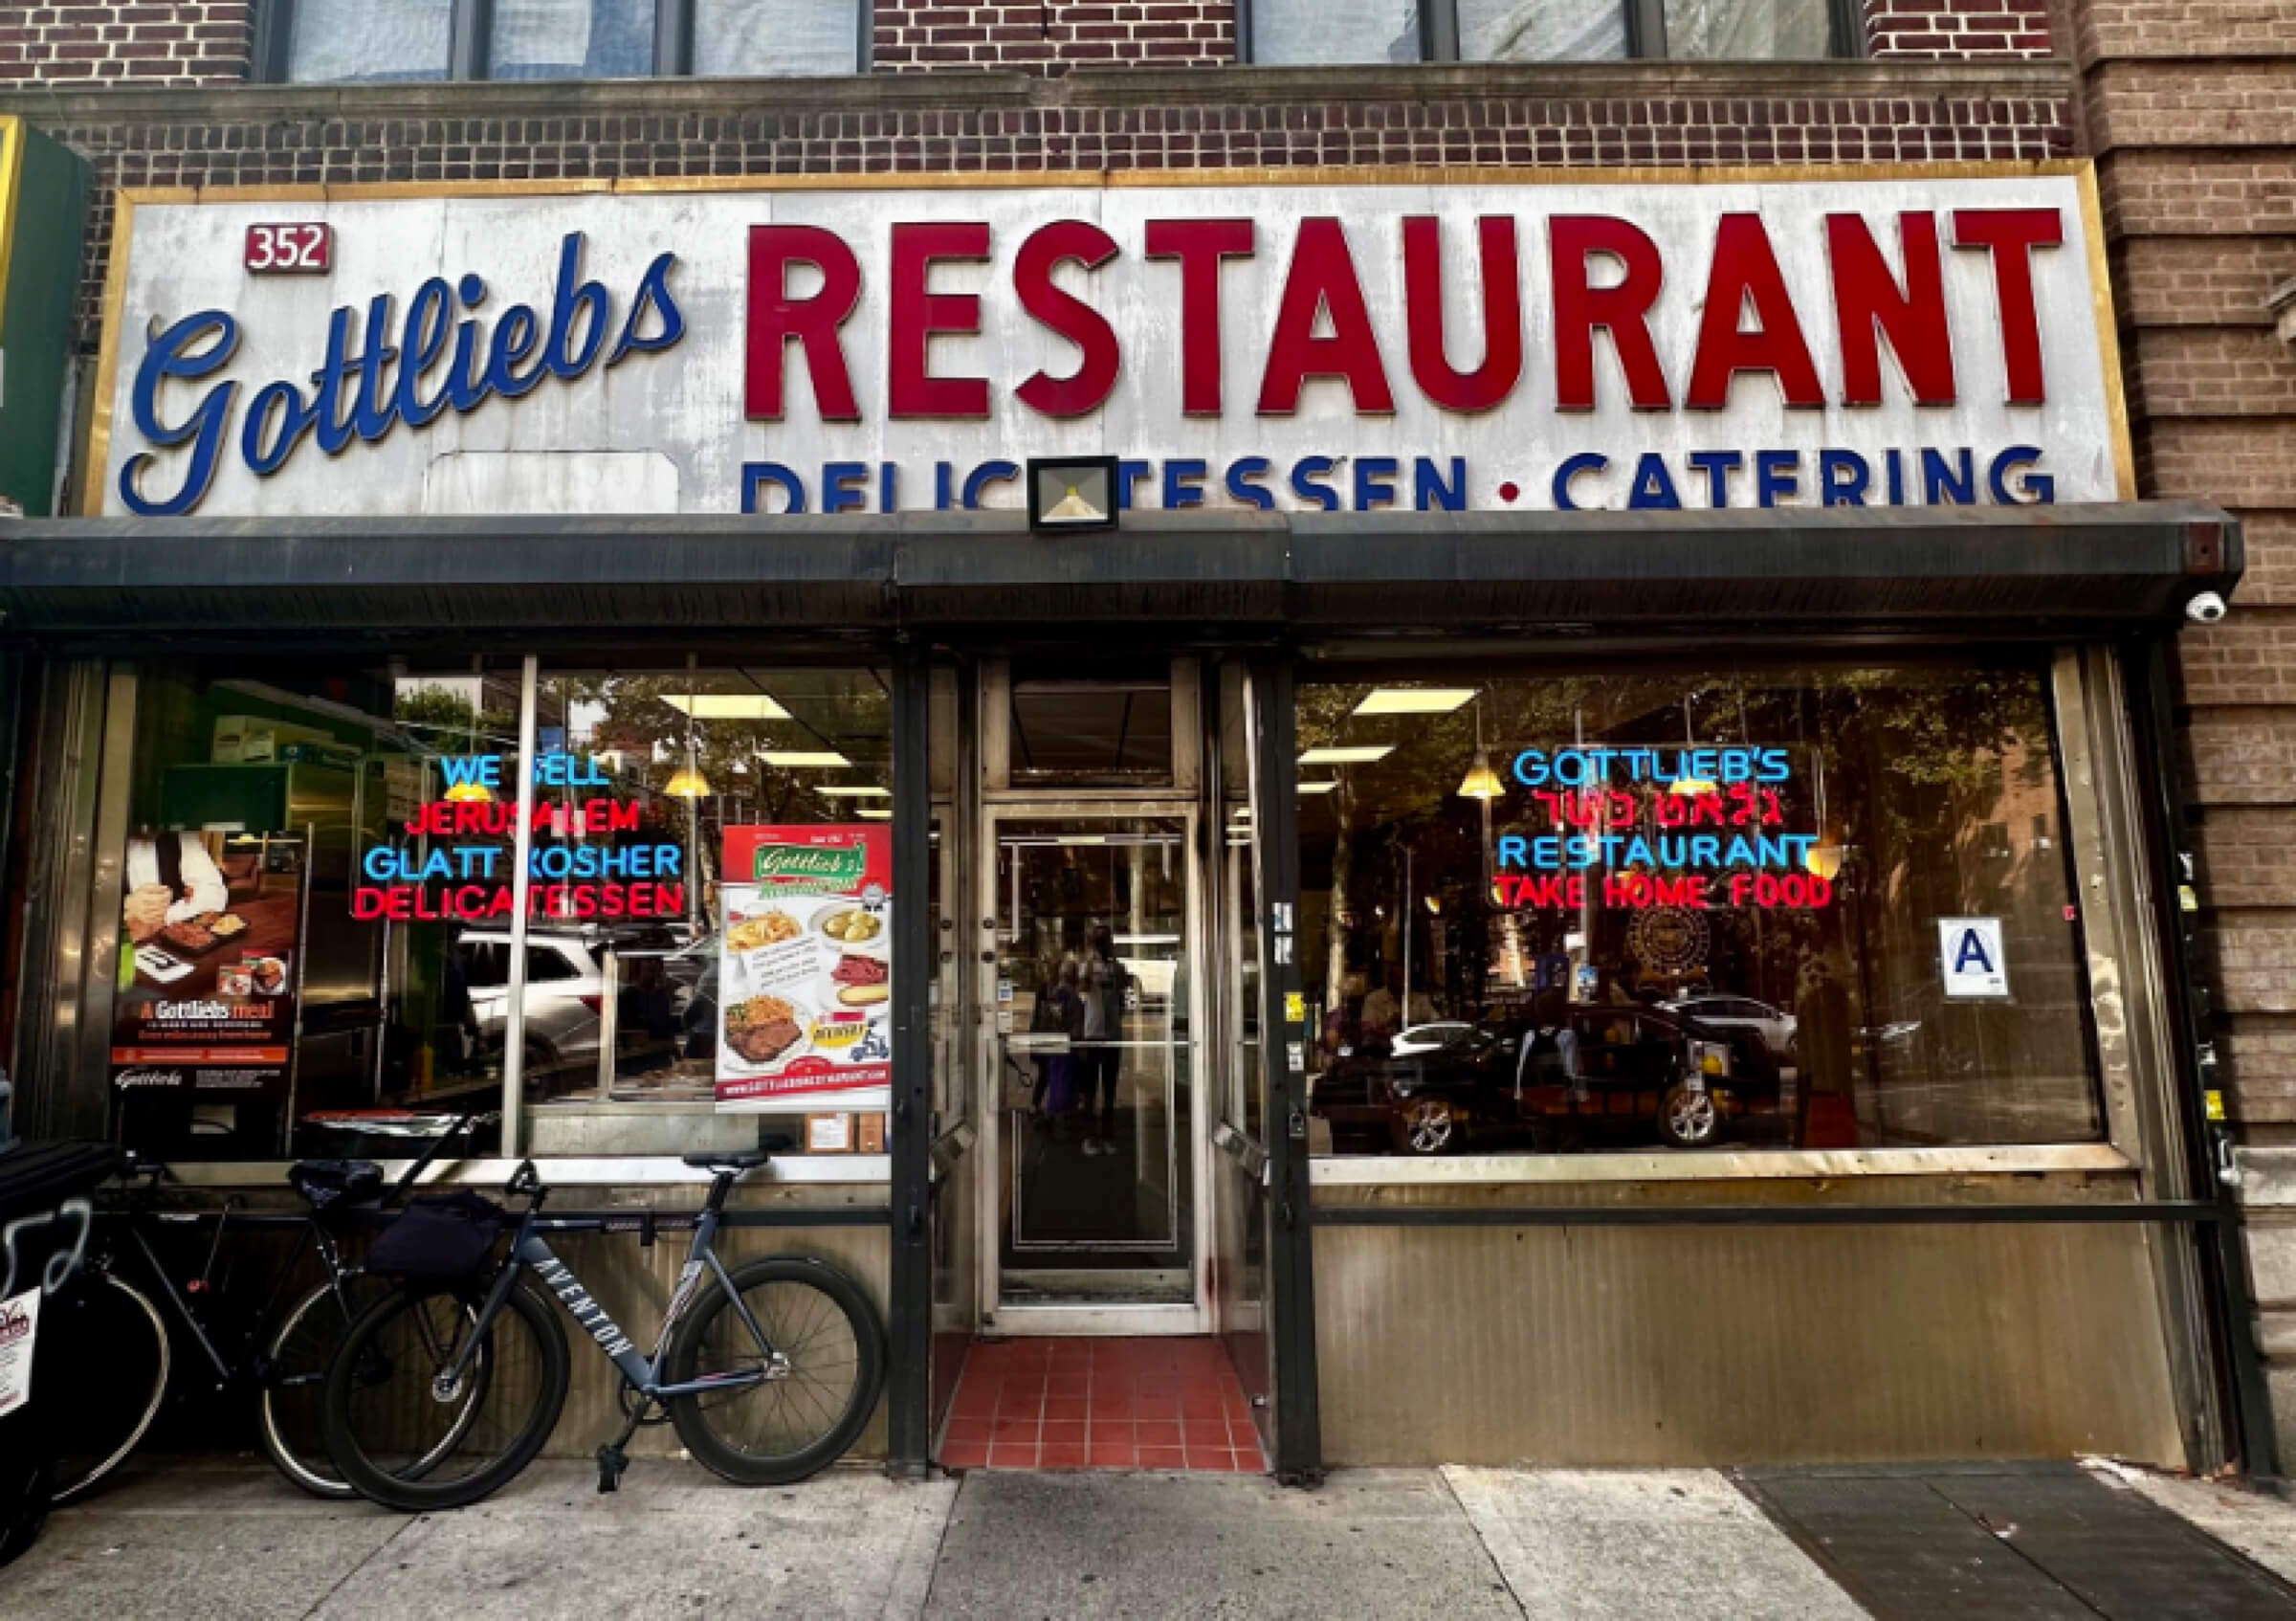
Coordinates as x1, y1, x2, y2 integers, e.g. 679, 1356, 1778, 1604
110, 830, 306, 1098
716, 825, 892, 1111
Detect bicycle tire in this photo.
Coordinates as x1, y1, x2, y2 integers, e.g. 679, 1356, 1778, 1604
47, 1268, 171, 1505
322, 1278, 568, 1514
666, 1256, 884, 1487
256, 1271, 394, 1499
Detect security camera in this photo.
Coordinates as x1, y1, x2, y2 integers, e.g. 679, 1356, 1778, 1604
2188, 591, 2229, 626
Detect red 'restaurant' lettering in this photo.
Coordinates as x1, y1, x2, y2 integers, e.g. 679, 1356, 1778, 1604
889, 220, 991, 419
1402, 215, 1522, 413
1826, 211, 1956, 407
1549, 215, 1670, 411
1014, 219, 1121, 418
1144, 218, 1254, 416
1952, 207, 2063, 406
1687, 213, 1824, 410
1257, 217, 1394, 416
745, 224, 861, 422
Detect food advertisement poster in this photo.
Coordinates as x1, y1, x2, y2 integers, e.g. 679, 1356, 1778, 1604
716, 825, 892, 1110
110, 830, 306, 1096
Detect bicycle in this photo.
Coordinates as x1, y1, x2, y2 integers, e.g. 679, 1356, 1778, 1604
320, 1148, 886, 1512
44, 1113, 485, 1503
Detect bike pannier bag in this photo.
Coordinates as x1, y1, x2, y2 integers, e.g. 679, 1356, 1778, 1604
365, 1191, 503, 1281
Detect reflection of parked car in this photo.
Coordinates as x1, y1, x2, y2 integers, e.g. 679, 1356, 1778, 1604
1662, 995, 1798, 1062
459, 931, 603, 1087
1312, 1004, 1770, 1156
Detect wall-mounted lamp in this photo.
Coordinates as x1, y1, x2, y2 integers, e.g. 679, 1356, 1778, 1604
1027, 456, 1120, 533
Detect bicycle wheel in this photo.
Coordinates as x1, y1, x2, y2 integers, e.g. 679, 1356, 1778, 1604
47, 1267, 171, 1504
322, 1278, 567, 1513
666, 1256, 884, 1486
258, 1270, 436, 1499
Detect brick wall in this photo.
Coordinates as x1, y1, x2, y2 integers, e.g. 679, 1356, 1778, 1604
1865, 0, 2055, 56
2064, 0, 2296, 1461
872, 1, 1232, 72
0, 2, 253, 85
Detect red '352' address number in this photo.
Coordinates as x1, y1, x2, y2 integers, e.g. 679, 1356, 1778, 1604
244, 222, 332, 274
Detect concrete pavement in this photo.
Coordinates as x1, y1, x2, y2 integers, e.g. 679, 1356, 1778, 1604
8, 1455, 2293, 1619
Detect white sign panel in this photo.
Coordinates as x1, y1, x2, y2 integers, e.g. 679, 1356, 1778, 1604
1938, 916, 2011, 1000
97, 170, 2126, 522
0, 1287, 38, 1419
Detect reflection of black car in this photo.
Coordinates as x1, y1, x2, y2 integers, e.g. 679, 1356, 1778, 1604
1312, 1003, 1780, 1156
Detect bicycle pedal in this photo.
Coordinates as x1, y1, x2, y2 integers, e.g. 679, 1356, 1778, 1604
596, 1444, 627, 1494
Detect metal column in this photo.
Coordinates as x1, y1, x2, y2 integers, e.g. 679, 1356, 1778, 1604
1252, 656, 1322, 1481
885, 649, 936, 1475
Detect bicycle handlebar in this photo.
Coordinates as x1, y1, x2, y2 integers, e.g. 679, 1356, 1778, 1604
382, 1112, 485, 1207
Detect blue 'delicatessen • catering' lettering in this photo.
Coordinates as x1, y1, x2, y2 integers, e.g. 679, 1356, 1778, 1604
119, 231, 685, 517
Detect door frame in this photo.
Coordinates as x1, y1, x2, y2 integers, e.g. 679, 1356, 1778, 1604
974, 798, 1215, 1336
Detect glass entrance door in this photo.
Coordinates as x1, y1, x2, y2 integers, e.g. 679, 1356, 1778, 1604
984, 811, 1202, 1327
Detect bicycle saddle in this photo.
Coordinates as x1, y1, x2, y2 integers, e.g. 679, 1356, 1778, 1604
681, 1150, 768, 1170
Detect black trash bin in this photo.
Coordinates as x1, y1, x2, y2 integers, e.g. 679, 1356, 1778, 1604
0, 1137, 123, 1566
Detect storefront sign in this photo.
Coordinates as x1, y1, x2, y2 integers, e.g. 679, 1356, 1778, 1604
716, 825, 892, 1110
110, 831, 306, 1096
95, 169, 2129, 521
1939, 916, 2010, 998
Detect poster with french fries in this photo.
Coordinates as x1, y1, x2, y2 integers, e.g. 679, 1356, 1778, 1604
716, 825, 893, 1111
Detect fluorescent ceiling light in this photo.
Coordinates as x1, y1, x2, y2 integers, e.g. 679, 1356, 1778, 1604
1351, 688, 1475, 717
817, 786, 891, 798
1297, 781, 1339, 795
855, 808, 894, 820
1298, 745, 1393, 766
1114, 933, 1181, 946
661, 694, 789, 721
761, 750, 852, 768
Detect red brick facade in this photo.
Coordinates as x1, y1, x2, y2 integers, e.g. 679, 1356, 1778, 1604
872, 1, 1233, 72
1864, 0, 2054, 56
0, 2, 252, 85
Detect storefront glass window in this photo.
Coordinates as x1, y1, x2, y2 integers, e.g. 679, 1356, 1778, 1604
695, 0, 861, 77
523, 662, 893, 1155
1662, 0, 1834, 57
112, 657, 520, 1163
109, 657, 894, 1165
1299, 661, 2103, 1160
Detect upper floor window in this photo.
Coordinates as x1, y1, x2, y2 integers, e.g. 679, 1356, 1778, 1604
272, 0, 864, 83
1247, 0, 1847, 63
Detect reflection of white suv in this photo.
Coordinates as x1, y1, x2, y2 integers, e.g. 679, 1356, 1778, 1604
459, 931, 604, 1083
1662, 995, 1797, 1062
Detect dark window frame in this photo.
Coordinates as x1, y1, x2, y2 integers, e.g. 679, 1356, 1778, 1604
255, 0, 874, 83
1238, 0, 1864, 64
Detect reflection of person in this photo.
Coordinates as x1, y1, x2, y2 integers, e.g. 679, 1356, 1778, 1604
1359, 962, 1437, 1041
1794, 962, 1853, 1148
1081, 927, 1131, 1158
123, 830, 229, 937
1029, 959, 1083, 1121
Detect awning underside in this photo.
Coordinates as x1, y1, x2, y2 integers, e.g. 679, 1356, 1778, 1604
0, 503, 2239, 637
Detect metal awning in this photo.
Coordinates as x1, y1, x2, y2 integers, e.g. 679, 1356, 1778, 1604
0, 502, 2239, 639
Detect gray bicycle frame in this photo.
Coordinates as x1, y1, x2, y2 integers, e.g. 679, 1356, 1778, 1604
440, 1198, 776, 1402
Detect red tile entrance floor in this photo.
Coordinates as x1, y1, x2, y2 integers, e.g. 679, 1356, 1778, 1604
938, 1338, 1266, 1473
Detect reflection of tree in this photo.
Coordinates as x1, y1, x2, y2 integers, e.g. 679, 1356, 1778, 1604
393, 683, 517, 756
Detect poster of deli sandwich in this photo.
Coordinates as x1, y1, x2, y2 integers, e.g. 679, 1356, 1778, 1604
716, 825, 892, 1110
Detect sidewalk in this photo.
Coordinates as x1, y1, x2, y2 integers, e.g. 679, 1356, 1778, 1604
11, 1455, 2296, 1619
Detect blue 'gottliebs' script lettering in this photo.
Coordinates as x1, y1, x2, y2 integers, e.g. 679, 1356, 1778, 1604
119, 232, 685, 517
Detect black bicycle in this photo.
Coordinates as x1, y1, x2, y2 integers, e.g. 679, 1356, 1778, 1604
45, 1114, 484, 1502
320, 1148, 885, 1512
